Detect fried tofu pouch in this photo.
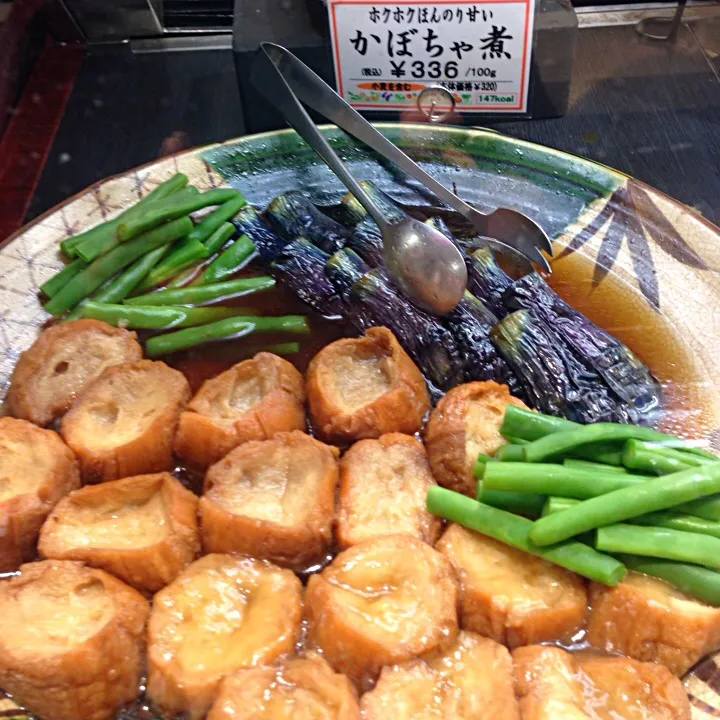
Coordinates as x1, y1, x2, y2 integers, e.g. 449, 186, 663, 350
436, 523, 586, 648
174, 352, 306, 470
7, 319, 142, 426
200, 431, 338, 570
147, 553, 303, 720
305, 534, 458, 689
587, 571, 720, 675
425, 380, 527, 497
61, 359, 190, 483
360, 631, 519, 720
0, 560, 149, 720
207, 653, 360, 720
38, 472, 199, 592
306, 327, 429, 445
512, 645, 690, 719
0, 417, 80, 571
336, 433, 441, 549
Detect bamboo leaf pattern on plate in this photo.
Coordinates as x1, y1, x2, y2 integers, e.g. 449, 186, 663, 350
561, 179, 715, 311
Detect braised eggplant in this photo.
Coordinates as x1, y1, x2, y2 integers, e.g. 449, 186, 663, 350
266, 191, 349, 255
424, 216, 455, 241
468, 248, 513, 318
345, 268, 465, 394
231, 206, 287, 263
491, 309, 628, 423
325, 249, 370, 302
341, 182, 409, 268
340, 181, 406, 224
345, 218, 385, 268
445, 292, 521, 395
270, 239, 344, 317
503, 273, 661, 423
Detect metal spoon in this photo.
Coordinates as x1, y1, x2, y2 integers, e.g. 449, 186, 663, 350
252, 47, 468, 314
254, 43, 552, 274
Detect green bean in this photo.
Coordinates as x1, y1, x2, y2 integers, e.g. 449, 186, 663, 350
197, 234, 256, 285
645, 440, 718, 462
203, 222, 237, 256
627, 440, 716, 471
596, 524, 720, 569
64, 246, 168, 321
543, 497, 720, 539
617, 555, 720, 606
500, 405, 575, 440
500, 406, 623, 464
574, 444, 625, 466
473, 453, 493, 478
116, 188, 241, 241
482, 462, 640, 498
144, 314, 308, 357
543, 497, 580, 516
44, 217, 193, 316
495, 444, 526, 462
187, 195, 247, 245
165, 265, 200, 289
563, 458, 628, 474
77, 301, 252, 330
477, 485, 546, 517
40, 258, 88, 297
134, 238, 210, 292
482, 460, 720, 521
622, 440, 694, 475
426, 487, 625, 585
92, 246, 168, 304
523, 423, 694, 463
253, 342, 300, 356
124, 276, 275, 306
501, 435, 529, 445
528, 463, 720, 546
68, 174, 189, 260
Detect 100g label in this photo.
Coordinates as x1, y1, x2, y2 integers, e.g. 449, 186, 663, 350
465, 67, 497, 78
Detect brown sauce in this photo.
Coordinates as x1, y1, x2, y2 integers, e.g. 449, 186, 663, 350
549, 251, 714, 441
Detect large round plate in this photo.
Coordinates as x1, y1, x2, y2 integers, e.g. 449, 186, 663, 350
1, 122, 720, 715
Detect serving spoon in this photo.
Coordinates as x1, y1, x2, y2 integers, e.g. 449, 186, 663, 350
252, 43, 551, 314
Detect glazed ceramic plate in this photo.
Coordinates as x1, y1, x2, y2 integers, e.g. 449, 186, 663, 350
1, 123, 720, 716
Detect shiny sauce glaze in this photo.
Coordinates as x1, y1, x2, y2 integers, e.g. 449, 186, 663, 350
1, 207, 709, 718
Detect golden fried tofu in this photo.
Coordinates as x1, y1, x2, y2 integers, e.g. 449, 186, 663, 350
424, 381, 527, 497
0, 559, 149, 720
361, 631, 519, 719
336, 433, 441, 549
38, 472, 199, 592
0, 417, 80, 572
587, 571, 720, 676
61, 360, 190, 483
7, 319, 142, 426
306, 327, 429, 445
436, 523, 586, 648
147, 553, 303, 720
207, 653, 360, 719
305, 534, 458, 689
200, 431, 338, 570
512, 645, 690, 719
174, 352, 306, 470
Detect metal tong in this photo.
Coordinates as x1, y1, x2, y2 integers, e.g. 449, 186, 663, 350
251, 43, 552, 312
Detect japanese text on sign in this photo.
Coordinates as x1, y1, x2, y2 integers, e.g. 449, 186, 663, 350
328, 0, 534, 113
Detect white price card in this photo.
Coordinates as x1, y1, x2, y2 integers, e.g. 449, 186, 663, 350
328, 0, 535, 113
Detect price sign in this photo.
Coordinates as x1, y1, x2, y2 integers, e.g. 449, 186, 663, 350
328, 0, 535, 113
